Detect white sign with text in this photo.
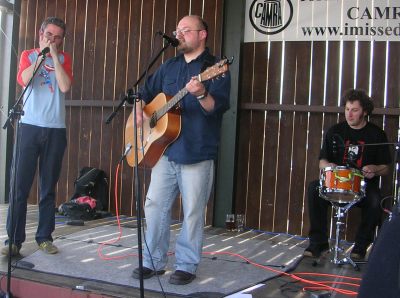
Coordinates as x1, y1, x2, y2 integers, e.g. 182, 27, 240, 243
245, 0, 400, 42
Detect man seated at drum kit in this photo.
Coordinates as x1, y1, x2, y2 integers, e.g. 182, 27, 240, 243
304, 89, 391, 260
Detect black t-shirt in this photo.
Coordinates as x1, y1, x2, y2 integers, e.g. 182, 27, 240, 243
319, 121, 391, 185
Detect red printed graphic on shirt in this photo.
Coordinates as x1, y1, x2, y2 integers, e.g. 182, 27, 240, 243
39, 66, 54, 93
343, 140, 365, 168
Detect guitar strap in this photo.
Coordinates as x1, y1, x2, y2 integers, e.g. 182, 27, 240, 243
178, 52, 216, 110
201, 51, 217, 72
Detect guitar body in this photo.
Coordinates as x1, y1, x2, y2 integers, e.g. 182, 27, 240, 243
125, 93, 181, 168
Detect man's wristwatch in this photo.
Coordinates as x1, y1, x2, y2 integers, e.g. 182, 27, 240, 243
197, 91, 208, 100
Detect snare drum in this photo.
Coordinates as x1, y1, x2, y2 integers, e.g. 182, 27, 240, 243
319, 166, 365, 204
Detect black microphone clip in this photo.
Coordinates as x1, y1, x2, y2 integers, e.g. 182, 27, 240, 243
126, 88, 137, 105
157, 31, 180, 47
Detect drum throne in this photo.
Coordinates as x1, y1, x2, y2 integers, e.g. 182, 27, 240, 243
319, 166, 366, 270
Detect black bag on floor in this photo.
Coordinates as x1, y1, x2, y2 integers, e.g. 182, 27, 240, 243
70, 167, 109, 211
58, 201, 97, 220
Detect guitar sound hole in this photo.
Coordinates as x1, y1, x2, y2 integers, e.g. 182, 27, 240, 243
149, 113, 157, 128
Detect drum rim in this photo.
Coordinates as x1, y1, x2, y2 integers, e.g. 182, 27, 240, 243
319, 186, 365, 203
323, 165, 363, 174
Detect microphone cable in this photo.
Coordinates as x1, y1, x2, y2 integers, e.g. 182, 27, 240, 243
96, 160, 167, 298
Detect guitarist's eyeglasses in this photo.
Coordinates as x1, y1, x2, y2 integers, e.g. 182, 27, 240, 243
172, 29, 203, 37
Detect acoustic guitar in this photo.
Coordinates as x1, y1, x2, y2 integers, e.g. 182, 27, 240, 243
125, 58, 230, 168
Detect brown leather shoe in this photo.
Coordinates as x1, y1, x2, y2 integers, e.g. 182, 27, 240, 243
131, 266, 165, 279
169, 270, 196, 285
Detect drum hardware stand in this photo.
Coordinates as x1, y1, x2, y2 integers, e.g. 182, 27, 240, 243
330, 200, 361, 271
386, 141, 400, 222
392, 142, 400, 207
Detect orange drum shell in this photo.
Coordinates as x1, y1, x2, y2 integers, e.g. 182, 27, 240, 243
323, 168, 361, 193
320, 166, 364, 204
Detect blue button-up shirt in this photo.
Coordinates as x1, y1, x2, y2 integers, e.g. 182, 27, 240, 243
140, 48, 231, 164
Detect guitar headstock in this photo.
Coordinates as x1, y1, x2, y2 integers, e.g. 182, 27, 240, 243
198, 57, 232, 82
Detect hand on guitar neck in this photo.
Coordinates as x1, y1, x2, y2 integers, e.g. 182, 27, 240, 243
186, 76, 214, 112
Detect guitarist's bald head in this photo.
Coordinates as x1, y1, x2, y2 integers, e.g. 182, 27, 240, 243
185, 15, 208, 40
176, 15, 209, 60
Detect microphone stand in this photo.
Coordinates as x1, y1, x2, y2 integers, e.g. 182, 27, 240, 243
105, 42, 172, 124
392, 139, 400, 208
2, 53, 47, 298
105, 40, 175, 298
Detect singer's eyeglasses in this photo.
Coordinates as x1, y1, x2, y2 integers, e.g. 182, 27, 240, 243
43, 31, 63, 41
172, 28, 203, 37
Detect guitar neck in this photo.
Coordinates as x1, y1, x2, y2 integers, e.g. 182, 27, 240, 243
157, 87, 188, 117
154, 58, 229, 122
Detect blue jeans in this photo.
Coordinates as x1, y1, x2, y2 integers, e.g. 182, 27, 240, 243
7, 123, 66, 246
142, 156, 214, 274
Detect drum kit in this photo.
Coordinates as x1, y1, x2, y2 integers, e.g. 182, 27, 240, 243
317, 135, 400, 270
319, 165, 366, 270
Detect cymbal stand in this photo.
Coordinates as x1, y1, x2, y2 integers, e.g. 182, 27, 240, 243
393, 140, 400, 206
330, 200, 360, 270
389, 140, 400, 221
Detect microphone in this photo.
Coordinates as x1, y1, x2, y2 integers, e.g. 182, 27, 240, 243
39, 47, 50, 56
119, 143, 132, 163
157, 31, 180, 47
123, 143, 132, 156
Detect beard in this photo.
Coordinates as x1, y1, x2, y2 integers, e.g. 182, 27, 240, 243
177, 43, 190, 53
347, 114, 366, 128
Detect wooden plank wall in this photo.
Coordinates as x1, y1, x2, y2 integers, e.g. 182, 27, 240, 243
17, 0, 400, 240
236, 40, 400, 240
19, 0, 225, 225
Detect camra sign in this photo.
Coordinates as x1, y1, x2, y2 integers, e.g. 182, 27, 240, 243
245, 0, 400, 42
249, 0, 293, 35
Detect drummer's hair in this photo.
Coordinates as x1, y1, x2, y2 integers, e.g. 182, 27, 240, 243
342, 89, 374, 116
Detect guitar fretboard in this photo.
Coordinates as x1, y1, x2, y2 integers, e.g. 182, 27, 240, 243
156, 87, 189, 120
151, 58, 229, 124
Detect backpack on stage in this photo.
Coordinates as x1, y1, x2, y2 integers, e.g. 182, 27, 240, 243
70, 167, 109, 211
58, 200, 97, 220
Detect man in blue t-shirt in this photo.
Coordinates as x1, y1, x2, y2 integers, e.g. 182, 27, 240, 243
131, 15, 230, 285
2, 17, 72, 257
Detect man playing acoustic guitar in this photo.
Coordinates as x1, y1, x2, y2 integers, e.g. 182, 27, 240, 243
131, 15, 230, 285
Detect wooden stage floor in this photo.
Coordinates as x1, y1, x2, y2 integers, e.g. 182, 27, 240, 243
0, 204, 364, 298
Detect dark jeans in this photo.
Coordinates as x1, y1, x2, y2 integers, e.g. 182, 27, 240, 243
307, 179, 382, 248
6, 123, 66, 246
358, 208, 400, 298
